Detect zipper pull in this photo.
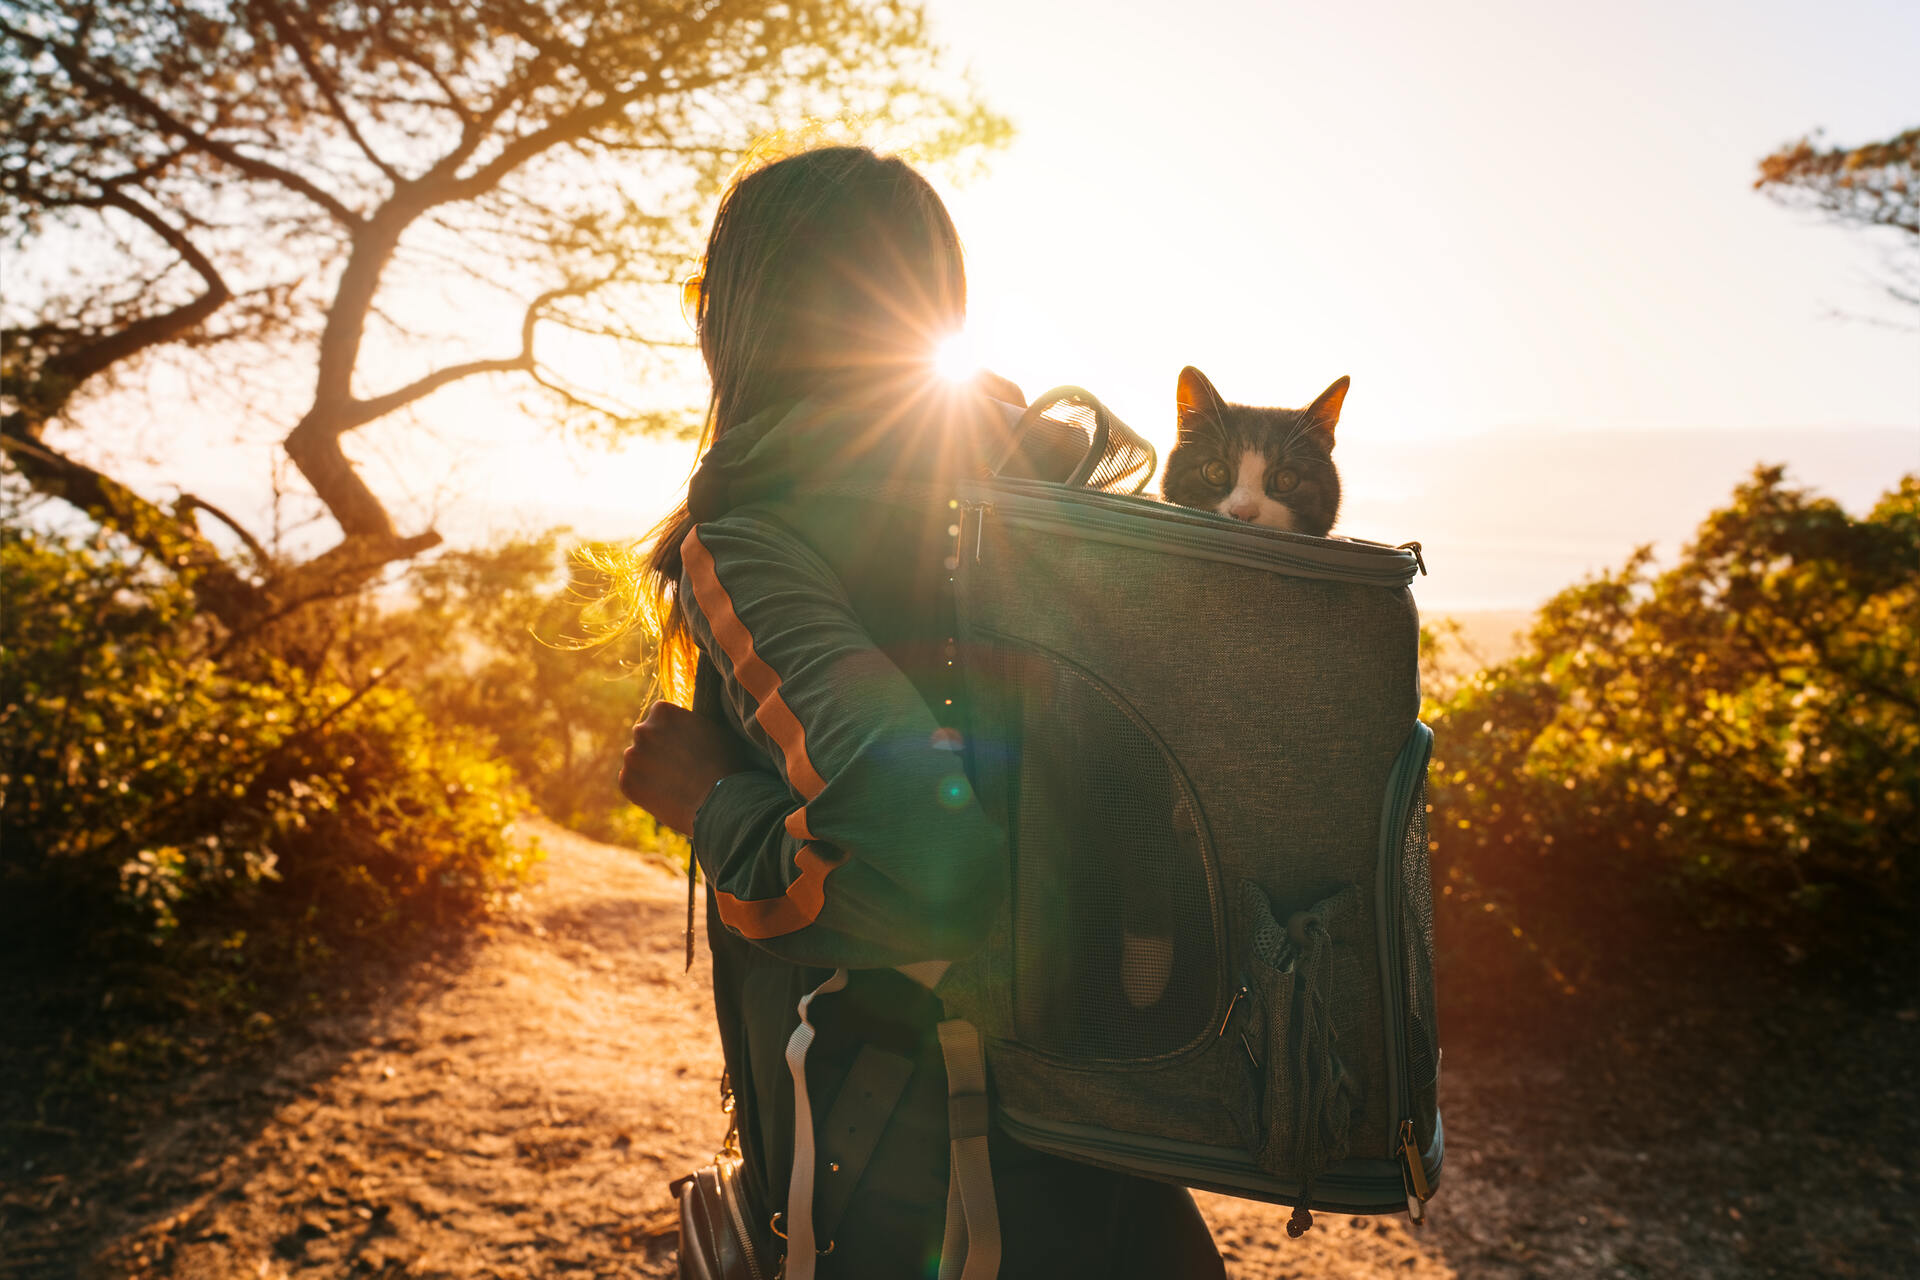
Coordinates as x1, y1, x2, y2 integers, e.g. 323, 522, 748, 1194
1216, 981, 1249, 1037
1396, 541, 1427, 576
1217, 980, 1257, 1065
970, 501, 994, 563
1398, 1118, 1432, 1223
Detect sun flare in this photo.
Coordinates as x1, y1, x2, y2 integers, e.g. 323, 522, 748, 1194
932, 329, 981, 383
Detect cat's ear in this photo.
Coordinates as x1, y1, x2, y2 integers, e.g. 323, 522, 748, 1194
1304, 375, 1350, 445
1176, 366, 1228, 434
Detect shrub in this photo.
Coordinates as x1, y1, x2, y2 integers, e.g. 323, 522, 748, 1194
0, 527, 538, 960
355, 532, 683, 859
1425, 468, 1920, 943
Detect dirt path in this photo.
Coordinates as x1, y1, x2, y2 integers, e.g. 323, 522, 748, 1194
74, 823, 723, 1278
23, 822, 1914, 1278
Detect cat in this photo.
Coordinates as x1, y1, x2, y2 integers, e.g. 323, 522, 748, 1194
1115, 367, 1351, 1014
1160, 365, 1347, 536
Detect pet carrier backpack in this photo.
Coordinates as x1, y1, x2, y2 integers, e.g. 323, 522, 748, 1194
774, 388, 1439, 1280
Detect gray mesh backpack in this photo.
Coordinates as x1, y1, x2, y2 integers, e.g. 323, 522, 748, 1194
951, 387, 1438, 1214
781, 388, 1440, 1280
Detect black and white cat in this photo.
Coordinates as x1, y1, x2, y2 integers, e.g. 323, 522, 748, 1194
1160, 366, 1346, 536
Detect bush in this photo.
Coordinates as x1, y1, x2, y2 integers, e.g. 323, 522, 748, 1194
354, 532, 686, 861
1425, 468, 1920, 943
0, 527, 539, 961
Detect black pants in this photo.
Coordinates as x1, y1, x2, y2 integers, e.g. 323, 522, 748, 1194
824, 1127, 1225, 1279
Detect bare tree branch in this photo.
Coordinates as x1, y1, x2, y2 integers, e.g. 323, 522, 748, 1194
42, 191, 233, 390
254, 0, 404, 185
2, 17, 364, 227
347, 352, 535, 427
1, 414, 261, 621
177, 491, 270, 565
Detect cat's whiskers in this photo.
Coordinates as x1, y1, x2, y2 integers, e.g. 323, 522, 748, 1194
1163, 368, 1344, 538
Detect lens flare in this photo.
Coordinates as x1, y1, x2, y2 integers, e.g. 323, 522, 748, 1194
931, 330, 980, 383
935, 774, 972, 810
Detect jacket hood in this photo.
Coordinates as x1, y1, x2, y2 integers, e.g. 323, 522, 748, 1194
686, 381, 1027, 524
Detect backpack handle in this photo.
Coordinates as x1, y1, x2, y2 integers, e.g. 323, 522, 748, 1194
985, 386, 1158, 494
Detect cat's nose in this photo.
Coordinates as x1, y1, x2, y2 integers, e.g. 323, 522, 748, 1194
1223, 499, 1261, 522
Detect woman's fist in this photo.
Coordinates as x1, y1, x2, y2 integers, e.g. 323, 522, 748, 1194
618, 701, 759, 836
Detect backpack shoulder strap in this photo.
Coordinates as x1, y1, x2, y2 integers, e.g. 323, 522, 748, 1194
781, 962, 1002, 1280
934, 1016, 1000, 1280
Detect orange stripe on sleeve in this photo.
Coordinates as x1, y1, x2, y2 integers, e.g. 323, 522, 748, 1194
684, 526, 839, 939
683, 529, 829, 799
714, 845, 849, 939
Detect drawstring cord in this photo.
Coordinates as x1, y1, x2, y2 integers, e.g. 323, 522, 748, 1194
686, 854, 697, 971
1282, 906, 1353, 1237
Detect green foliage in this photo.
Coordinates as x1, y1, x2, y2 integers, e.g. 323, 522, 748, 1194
0, 527, 539, 958
354, 531, 689, 864
1426, 468, 1920, 939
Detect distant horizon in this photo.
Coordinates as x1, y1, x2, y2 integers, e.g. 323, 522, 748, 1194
359, 419, 1914, 615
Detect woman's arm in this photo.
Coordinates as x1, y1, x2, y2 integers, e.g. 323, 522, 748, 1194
662, 513, 1004, 969
619, 700, 758, 836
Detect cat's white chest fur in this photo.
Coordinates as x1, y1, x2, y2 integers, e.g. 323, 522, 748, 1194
1214, 448, 1295, 530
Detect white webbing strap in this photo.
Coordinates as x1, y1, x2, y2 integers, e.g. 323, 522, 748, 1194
901, 961, 998, 1280
784, 960, 997, 1280
782, 967, 849, 1280
935, 1017, 1000, 1280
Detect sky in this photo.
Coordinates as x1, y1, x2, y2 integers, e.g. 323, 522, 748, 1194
434, 0, 1919, 613
52, 0, 1920, 613
927, 0, 1920, 437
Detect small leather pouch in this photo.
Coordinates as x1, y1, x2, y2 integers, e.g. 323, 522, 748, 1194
671, 1157, 769, 1280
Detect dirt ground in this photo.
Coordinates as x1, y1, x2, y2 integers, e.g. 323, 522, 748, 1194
4, 820, 1914, 1279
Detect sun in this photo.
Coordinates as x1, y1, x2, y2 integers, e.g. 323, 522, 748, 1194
932, 329, 981, 383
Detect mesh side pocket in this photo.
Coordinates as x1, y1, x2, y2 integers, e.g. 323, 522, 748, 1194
1239, 881, 1364, 1181
1400, 774, 1440, 1149
994, 641, 1221, 1062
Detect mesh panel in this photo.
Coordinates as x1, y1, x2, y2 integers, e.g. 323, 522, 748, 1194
997, 643, 1220, 1061
1004, 388, 1157, 495
1400, 775, 1440, 1143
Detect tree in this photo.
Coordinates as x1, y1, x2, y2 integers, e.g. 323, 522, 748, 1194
1426, 468, 1920, 941
0, 0, 1005, 630
1756, 126, 1920, 312
351, 529, 664, 844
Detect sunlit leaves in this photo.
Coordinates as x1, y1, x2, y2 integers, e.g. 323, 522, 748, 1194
0, 526, 538, 953
346, 528, 655, 845
1755, 126, 1920, 311
1424, 467, 1920, 937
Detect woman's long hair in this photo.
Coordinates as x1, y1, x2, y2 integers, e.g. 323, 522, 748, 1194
628, 146, 968, 703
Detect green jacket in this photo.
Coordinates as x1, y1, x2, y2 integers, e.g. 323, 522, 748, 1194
680, 384, 1034, 1269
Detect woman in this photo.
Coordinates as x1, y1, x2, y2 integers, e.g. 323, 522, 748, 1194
618, 145, 1224, 1278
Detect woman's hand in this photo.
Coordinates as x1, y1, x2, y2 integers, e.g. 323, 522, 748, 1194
618, 701, 759, 836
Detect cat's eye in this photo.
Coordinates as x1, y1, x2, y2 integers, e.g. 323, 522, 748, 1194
1271, 469, 1299, 494
1200, 459, 1230, 487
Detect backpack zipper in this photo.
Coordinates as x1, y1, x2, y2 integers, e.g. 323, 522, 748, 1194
1398, 1118, 1433, 1221
1378, 725, 1436, 1222
962, 480, 1420, 587
720, 1169, 767, 1280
